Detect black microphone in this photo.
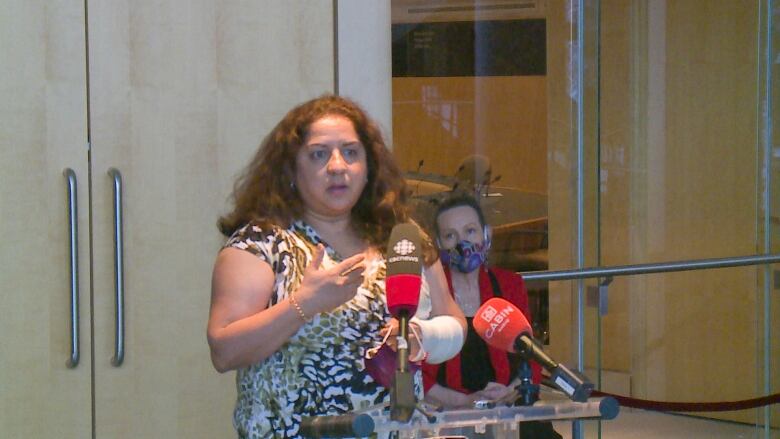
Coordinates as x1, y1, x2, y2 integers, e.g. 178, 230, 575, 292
299, 413, 374, 438
385, 222, 423, 422
473, 298, 594, 402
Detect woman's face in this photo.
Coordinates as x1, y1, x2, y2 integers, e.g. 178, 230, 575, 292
295, 115, 368, 220
436, 205, 485, 249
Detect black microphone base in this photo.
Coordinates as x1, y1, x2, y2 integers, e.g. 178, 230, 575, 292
390, 369, 416, 423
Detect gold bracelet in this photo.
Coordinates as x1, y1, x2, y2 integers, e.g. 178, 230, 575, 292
289, 293, 311, 322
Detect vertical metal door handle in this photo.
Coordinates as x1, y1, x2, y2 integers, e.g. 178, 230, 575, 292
108, 168, 125, 367
64, 169, 79, 368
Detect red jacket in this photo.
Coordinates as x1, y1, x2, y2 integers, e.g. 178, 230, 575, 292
422, 265, 542, 393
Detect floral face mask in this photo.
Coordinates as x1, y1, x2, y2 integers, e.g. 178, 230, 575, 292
440, 239, 490, 273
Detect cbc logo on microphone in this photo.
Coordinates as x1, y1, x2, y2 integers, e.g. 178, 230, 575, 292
393, 239, 416, 256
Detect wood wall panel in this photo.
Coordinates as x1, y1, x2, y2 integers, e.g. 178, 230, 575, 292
0, 1, 92, 437
87, 1, 335, 437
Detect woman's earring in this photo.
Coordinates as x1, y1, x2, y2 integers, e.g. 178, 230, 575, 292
290, 181, 295, 191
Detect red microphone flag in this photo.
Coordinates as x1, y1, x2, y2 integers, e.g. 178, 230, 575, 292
385, 223, 422, 317
472, 297, 533, 353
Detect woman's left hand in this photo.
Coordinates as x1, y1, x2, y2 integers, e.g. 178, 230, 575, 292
379, 318, 423, 361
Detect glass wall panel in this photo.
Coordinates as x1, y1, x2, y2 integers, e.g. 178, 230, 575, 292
770, 0, 780, 430
389, 0, 778, 437
588, 0, 779, 434
391, 1, 553, 341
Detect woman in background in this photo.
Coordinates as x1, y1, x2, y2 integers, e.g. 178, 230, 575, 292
423, 190, 561, 438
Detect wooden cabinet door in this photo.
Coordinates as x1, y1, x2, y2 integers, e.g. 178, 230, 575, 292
85, 2, 234, 437
86, 1, 334, 437
0, 2, 92, 437
1, 1, 335, 436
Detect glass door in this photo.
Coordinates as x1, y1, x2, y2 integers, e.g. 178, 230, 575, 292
389, 0, 778, 437
577, 1, 778, 436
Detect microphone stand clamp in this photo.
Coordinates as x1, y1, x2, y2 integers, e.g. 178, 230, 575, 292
390, 310, 416, 422
515, 359, 540, 406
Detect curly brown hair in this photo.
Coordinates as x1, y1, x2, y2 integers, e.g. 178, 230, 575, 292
218, 94, 436, 262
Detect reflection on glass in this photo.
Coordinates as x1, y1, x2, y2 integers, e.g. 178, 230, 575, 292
420, 86, 460, 137
390, 1, 550, 342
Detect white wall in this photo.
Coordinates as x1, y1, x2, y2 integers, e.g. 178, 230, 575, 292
337, 0, 393, 147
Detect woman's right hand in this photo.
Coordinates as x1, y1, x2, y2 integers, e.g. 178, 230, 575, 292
208, 245, 366, 372
472, 381, 513, 402
294, 244, 366, 316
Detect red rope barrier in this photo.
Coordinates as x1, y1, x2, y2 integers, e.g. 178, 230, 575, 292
591, 390, 780, 412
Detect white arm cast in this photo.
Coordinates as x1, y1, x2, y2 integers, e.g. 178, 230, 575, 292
409, 315, 464, 364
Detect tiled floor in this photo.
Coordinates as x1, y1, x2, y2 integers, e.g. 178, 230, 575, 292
551, 409, 779, 439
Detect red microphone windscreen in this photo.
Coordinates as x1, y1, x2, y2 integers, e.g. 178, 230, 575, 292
385, 223, 422, 317
473, 297, 533, 353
